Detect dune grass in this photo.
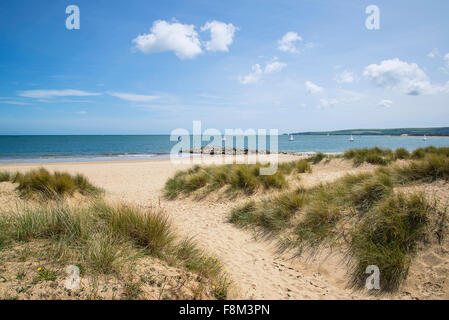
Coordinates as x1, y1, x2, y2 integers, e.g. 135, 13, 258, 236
0, 168, 102, 199
0, 201, 228, 299
394, 148, 410, 160
164, 160, 313, 199
307, 152, 326, 164
344, 147, 394, 166
229, 153, 448, 291
350, 193, 435, 291
410, 146, 449, 159
230, 190, 306, 233
391, 154, 449, 183
343, 146, 449, 167
0, 171, 12, 182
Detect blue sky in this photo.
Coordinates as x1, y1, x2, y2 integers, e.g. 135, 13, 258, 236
0, 0, 449, 134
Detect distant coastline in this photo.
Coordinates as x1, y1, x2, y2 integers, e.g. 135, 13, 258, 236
290, 127, 449, 137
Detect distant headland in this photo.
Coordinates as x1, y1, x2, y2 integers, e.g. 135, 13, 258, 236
290, 127, 449, 137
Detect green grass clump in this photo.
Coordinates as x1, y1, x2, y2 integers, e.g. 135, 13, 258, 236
307, 152, 326, 164
230, 190, 306, 233
228, 154, 449, 291
393, 154, 449, 183
0, 171, 11, 182
35, 268, 58, 282
165, 162, 297, 198
0, 201, 227, 295
394, 148, 410, 160
2, 168, 102, 199
351, 193, 432, 291
278, 159, 312, 174
411, 146, 449, 159
349, 172, 393, 211
93, 202, 175, 256
295, 160, 312, 173
344, 148, 393, 166
229, 201, 258, 227
294, 186, 342, 249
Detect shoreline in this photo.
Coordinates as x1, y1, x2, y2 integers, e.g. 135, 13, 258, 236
0, 150, 326, 165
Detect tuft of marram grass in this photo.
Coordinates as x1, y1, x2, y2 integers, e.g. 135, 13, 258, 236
344, 147, 393, 166
228, 153, 449, 291
394, 148, 410, 160
307, 152, 326, 164
350, 193, 432, 291
1, 168, 102, 199
0, 171, 11, 182
165, 162, 298, 198
230, 190, 307, 233
0, 201, 228, 296
411, 146, 449, 159
392, 154, 449, 183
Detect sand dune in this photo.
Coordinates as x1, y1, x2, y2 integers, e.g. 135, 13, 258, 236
1, 156, 447, 299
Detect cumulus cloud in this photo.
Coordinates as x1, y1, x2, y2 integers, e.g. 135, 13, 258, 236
318, 98, 338, 109
19, 89, 101, 99
201, 21, 237, 52
334, 70, 355, 84
377, 99, 393, 108
108, 92, 159, 102
278, 32, 302, 53
239, 61, 287, 84
305, 81, 323, 94
239, 64, 263, 84
132, 20, 202, 59
363, 58, 446, 95
264, 61, 287, 74
445, 53, 449, 67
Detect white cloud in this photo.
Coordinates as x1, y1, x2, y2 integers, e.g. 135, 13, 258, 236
18, 89, 101, 99
363, 58, 445, 96
239, 64, 263, 84
201, 21, 237, 52
133, 20, 202, 59
264, 61, 287, 74
108, 92, 159, 102
239, 61, 287, 84
318, 98, 338, 109
334, 70, 355, 84
0, 100, 29, 105
305, 81, 323, 94
278, 32, 302, 53
428, 48, 441, 59
445, 53, 449, 67
377, 99, 393, 108
74, 110, 88, 115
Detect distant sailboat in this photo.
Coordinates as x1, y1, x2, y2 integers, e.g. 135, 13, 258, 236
349, 135, 355, 142
177, 136, 182, 142
423, 135, 427, 141
289, 134, 294, 141
222, 136, 227, 142
327, 133, 330, 137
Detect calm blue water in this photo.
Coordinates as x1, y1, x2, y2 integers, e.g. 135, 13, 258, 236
1, 135, 449, 163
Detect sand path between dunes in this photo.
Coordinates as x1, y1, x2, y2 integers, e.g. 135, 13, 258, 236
0, 157, 376, 299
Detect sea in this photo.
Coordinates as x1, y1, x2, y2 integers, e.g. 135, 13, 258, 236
1, 135, 449, 164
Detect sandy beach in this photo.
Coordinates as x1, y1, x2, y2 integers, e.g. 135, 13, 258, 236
2, 155, 447, 300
